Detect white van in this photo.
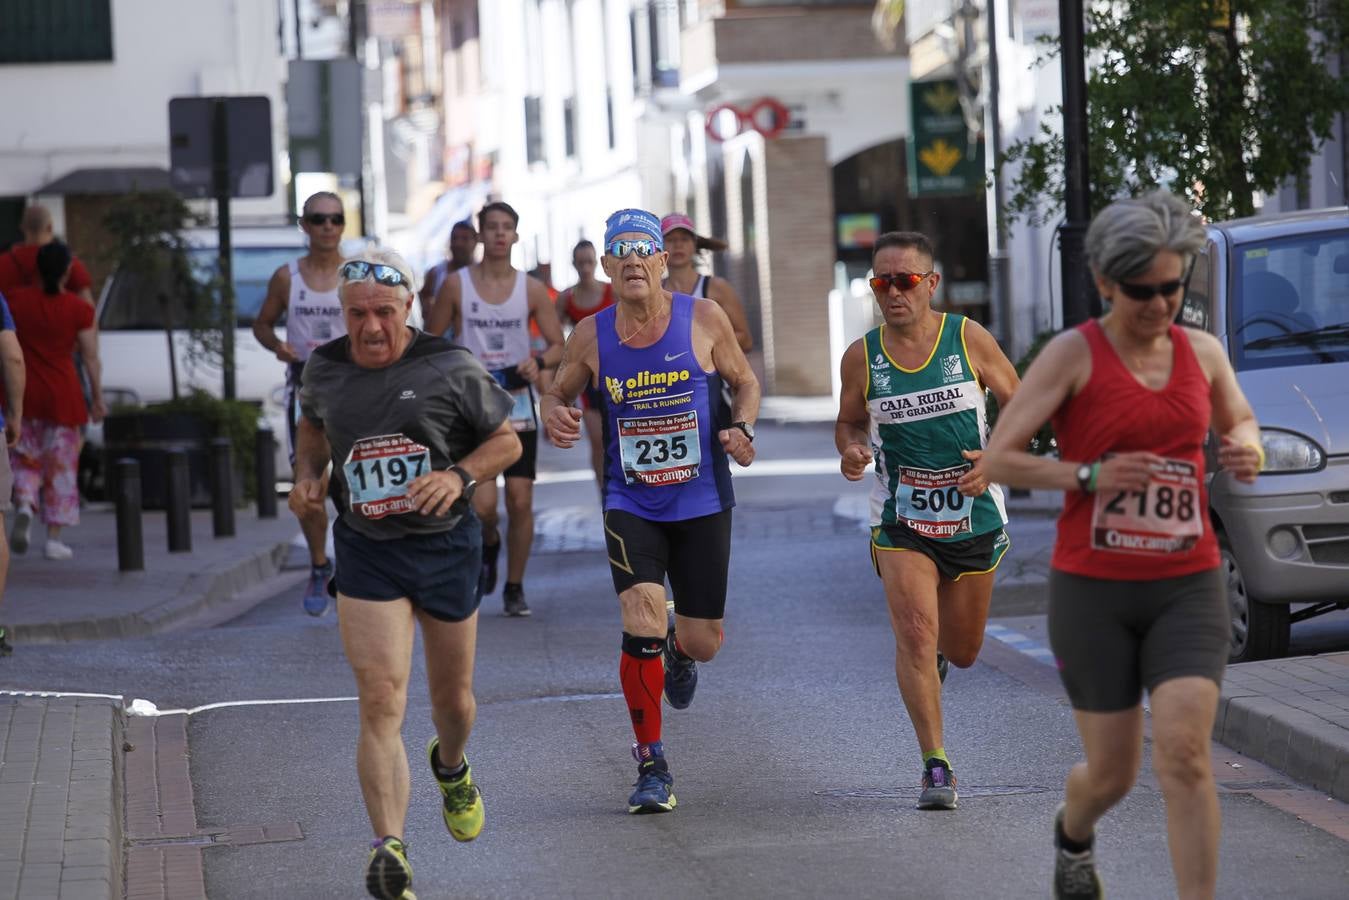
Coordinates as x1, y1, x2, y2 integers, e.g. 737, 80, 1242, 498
85, 225, 402, 496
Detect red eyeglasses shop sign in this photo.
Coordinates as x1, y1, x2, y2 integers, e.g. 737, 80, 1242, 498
907, 79, 984, 197
705, 98, 791, 142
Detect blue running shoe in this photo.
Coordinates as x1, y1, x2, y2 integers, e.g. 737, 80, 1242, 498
303, 560, 334, 616
662, 628, 697, 710
918, 758, 958, 810
627, 744, 676, 814
479, 535, 501, 597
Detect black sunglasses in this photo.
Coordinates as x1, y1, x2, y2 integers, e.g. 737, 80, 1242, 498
1117, 279, 1184, 301
304, 212, 345, 227
340, 260, 410, 288
870, 271, 933, 292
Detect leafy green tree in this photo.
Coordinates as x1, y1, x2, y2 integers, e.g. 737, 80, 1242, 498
1001, 0, 1349, 224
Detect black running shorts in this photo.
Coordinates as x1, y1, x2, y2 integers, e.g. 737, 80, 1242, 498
503, 429, 538, 481
1048, 567, 1228, 712
870, 524, 1010, 582
332, 513, 483, 622
604, 508, 732, 620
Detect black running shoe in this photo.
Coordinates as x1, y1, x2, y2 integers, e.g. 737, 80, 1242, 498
502, 584, 530, 617
662, 629, 697, 709
937, 653, 949, 684
1053, 804, 1103, 899
0, 625, 12, 657
479, 535, 501, 597
917, 758, 958, 810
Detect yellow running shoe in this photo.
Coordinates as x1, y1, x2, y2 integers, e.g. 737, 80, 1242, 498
365, 836, 416, 899
427, 737, 485, 842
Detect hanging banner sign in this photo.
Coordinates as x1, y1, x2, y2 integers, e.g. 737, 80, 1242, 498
907, 79, 985, 197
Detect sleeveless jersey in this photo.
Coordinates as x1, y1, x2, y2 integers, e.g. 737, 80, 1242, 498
1051, 320, 1219, 579
285, 260, 343, 361
458, 267, 531, 371
866, 314, 1007, 541
563, 282, 614, 324
597, 292, 734, 521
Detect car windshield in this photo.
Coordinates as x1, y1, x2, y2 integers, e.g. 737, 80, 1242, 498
99, 246, 299, 331
1230, 228, 1349, 371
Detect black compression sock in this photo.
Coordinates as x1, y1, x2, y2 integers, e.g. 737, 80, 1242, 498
1056, 817, 1094, 853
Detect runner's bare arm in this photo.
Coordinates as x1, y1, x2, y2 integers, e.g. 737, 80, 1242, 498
425, 272, 461, 337
254, 266, 298, 363
407, 420, 522, 517
554, 289, 573, 327
0, 329, 24, 447
419, 267, 439, 314
978, 331, 1157, 492
963, 320, 1020, 407
518, 276, 565, 381
698, 299, 759, 466
541, 318, 597, 448
290, 416, 331, 515
1190, 329, 1262, 482
834, 339, 872, 480
709, 276, 754, 352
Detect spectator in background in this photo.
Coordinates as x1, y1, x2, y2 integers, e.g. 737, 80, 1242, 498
421, 220, 478, 327
0, 205, 95, 307
5, 242, 103, 561
0, 294, 25, 656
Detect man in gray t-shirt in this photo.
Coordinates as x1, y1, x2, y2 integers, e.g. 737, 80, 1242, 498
290, 249, 520, 898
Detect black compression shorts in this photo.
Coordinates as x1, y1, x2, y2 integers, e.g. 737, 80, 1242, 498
1048, 567, 1228, 712
603, 508, 732, 620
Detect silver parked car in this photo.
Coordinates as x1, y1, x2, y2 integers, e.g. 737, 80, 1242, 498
1181, 207, 1349, 662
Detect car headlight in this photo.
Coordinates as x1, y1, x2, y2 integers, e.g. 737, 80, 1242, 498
1260, 429, 1325, 473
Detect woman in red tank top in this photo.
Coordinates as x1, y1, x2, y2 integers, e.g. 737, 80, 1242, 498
554, 240, 613, 488
976, 192, 1262, 900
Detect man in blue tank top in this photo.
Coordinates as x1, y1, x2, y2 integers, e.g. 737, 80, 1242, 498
542, 208, 760, 814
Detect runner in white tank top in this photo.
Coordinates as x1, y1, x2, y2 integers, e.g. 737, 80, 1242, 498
252, 191, 349, 618
424, 202, 565, 617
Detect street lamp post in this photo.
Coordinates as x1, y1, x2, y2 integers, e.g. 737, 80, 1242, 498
1058, 0, 1093, 327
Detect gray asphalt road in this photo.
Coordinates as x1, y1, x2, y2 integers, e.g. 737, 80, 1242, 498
10, 423, 1349, 898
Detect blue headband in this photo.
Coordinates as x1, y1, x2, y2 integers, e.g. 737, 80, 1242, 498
604, 208, 663, 249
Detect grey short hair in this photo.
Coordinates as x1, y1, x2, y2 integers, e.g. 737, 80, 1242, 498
1085, 190, 1206, 282
339, 246, 418, 301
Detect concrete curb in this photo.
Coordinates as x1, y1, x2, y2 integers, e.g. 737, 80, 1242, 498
12, 540, 293, 643
1214, 670, 1349, 804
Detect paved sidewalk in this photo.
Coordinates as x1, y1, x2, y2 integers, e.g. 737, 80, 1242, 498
0, 697, 121, 900
3, 504, 300, 642
0, 502, 300, 900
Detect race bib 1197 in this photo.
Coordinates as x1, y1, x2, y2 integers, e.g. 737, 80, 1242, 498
343, 434, 431, 519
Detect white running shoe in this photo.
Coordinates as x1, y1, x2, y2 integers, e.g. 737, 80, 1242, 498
43, 539, 74, 560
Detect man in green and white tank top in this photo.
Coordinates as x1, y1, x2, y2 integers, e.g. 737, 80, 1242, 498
834, 231, 1020, 811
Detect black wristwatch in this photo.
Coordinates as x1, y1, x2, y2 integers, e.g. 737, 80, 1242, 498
448, 465, 478, 501
1075, 462, 1094, 493
731, 421, 755, 442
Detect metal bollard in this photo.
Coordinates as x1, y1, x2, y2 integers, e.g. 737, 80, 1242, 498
114, 458, 144, 572
254, 425, 277, 519
209, 437, 236, 538
165, 448, 192, 552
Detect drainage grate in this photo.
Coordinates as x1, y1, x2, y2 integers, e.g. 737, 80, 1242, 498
128, 834, 216, 847
816, 785, 1051, 800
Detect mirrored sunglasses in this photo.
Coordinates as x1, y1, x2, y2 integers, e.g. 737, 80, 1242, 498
1117, 279, 1184, 301
869, 271, 932, 292
340, 260, 410, 288
606, 239, 661, 259
303, 212, 345, 227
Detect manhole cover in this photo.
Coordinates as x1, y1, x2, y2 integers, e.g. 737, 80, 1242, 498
815, 785, 1050, 800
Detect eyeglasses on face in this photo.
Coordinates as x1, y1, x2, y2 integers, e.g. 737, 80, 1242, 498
304, 212, 345, 227
869, 271, 933, 292
1117, 279, 1184, 301
606, 239, 661, 259
340, 260, 410, 288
